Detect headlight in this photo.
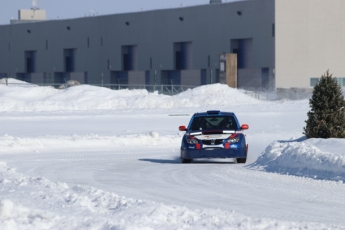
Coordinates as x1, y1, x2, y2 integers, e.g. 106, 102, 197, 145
227, 138, 239, 143
227, 134, 240, 143
186, 136, 199, 144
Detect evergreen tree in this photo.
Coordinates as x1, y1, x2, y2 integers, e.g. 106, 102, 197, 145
304, 70, 345, 138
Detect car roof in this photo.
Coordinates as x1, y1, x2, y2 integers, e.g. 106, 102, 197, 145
192, 110, 235, 117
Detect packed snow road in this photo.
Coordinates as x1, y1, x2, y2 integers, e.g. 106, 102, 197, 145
2, 146, 344, 226
1, 82, 345, 229
1, 109, 345, 228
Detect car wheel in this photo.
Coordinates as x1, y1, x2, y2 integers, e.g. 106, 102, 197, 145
181, 159, 192, 163
237, 158, 246, 164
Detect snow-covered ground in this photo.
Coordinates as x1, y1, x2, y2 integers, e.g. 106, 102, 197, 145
0, 80, 345, 229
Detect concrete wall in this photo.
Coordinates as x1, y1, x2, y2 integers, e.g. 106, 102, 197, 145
275, 0, 345, 88
0, 0, 275, 87
19, 10, 46, 20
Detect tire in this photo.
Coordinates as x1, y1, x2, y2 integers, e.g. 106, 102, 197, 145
237, 158, 247, 164
181, 159, 192, 163
237, 144, 248, 164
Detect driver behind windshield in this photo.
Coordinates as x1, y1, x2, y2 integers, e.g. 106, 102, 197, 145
190, 116, 237, 130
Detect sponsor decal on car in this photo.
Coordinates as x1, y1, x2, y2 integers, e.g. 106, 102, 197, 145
230, 144, 238, 149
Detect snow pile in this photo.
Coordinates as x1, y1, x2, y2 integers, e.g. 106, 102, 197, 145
249, 137, 345, 181
0, 80, 261, 112
0, 78, 31, 85
0, 132, 181, 153
0, 162, 341, 230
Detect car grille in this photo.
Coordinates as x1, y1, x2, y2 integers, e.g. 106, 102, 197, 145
201, 139, 224, 145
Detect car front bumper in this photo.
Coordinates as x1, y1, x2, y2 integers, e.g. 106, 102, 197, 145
181, 147, 246, 159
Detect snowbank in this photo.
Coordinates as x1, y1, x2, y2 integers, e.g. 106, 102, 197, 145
0, 162, 340, 230
249, 137, 345, 182
0, 132, 180, 153
0, 81, 261, 112
0, 78, 31, 85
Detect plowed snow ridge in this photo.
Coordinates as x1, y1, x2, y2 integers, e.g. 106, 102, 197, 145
0, 132, 180, 152
249, 137, 345, 182
0, 81, 260, 112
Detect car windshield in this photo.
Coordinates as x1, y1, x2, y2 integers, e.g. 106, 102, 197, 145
189, 116, 238, 131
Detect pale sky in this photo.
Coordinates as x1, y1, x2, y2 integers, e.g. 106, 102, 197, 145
1, 0, 241, 25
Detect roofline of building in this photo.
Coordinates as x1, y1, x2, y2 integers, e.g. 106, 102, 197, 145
1, 0, 249, 27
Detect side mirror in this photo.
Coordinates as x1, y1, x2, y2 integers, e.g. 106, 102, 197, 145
241, 124, 249, 130
179, 126, 187, 131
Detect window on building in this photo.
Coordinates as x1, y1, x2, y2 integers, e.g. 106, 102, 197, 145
335, 78, 345, 87
201, 69, 207, 85
0, 73, 7, 78
64, 49, 76, 72
261, 68, 269, 89
25, 51, 36, 73
145, 71, 150, 85
310, 78, 319, 87
174, 42, 193, 70
122, 45, 138, 71
231, 39, 253, 69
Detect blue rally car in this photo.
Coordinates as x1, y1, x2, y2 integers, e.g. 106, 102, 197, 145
179, 110, 249, 164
